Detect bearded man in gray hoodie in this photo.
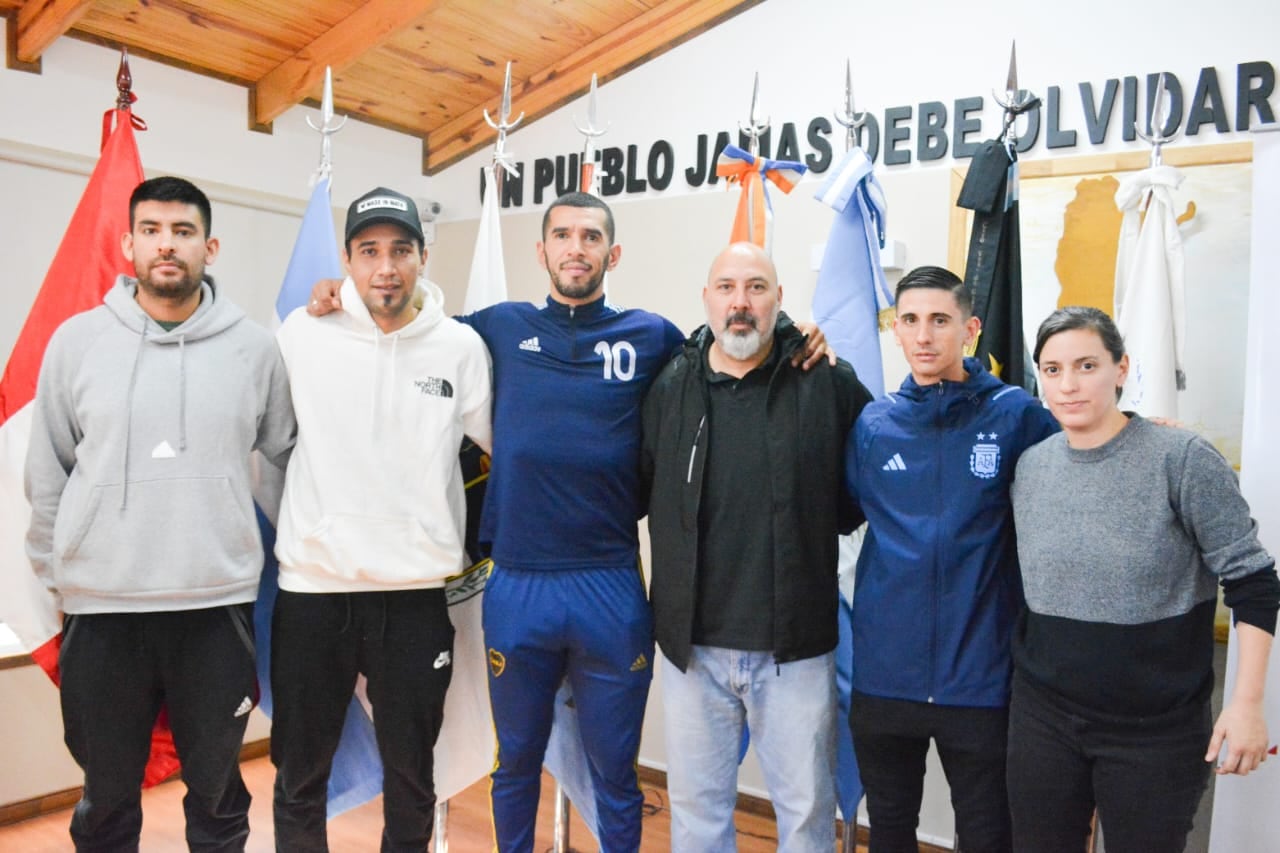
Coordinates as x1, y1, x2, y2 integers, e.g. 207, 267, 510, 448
25, 176, 296, 852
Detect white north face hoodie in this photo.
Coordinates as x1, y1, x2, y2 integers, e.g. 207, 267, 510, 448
274, 277, 492, 593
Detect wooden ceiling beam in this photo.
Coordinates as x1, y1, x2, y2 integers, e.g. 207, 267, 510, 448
13, 0, 94, 65
422, 0, 763, 174
250, 0, 444, 129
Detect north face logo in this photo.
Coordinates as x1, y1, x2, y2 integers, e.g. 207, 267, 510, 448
414, 378, 454, 398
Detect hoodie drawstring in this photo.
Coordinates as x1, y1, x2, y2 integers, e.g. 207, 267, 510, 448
120, 319, 148, 509
388, 333, 400, 419
367, 330, 404, 436
178, 334, 188, 452
370, 332, 381, 436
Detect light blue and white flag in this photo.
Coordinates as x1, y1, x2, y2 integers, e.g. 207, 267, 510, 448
813, 146, 892, 398
813, 145, 892, 823
251, 176, 383, 818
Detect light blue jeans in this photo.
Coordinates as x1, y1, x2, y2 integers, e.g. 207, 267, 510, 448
662, 646, 837, 852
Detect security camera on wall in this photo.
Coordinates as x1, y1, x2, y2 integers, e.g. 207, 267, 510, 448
416, 198, 442, 245
417, 199, 442, 222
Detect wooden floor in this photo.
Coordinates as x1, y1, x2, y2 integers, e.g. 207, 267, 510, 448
0, 755, 851, 851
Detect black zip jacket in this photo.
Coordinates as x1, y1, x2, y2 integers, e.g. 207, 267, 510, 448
640, 315, 873, 671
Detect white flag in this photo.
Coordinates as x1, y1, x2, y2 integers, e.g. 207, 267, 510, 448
1209, 130, 1280, 853
1114, 165, 1187, 419
465, 165, 508, 313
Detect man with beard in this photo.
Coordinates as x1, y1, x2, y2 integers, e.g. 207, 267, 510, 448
842, 266, 1058, 852
25, 176, 296, 851
307, 196, 830, 851
465, 192, 683, 853
640, 242, 872, 852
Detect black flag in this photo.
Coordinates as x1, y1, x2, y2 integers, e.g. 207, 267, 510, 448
957, 140, 1035, 392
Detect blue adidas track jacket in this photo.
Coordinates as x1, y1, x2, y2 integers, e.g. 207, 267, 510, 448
844, 357, 1059, 707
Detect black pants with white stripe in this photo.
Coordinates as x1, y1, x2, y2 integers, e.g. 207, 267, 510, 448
59, 605, 258, 853
270, 587, 453, 853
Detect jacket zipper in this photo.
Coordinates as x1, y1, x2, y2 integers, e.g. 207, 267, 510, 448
686, 415, 706, 483
929, 381, 944, 703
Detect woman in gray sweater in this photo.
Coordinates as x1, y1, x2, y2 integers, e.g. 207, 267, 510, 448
1006, 306, 1278, 853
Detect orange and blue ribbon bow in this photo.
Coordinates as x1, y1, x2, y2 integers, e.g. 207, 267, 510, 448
715, 144, 807, 251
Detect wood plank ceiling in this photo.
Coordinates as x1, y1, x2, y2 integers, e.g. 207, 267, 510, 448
3, 0, 762, 174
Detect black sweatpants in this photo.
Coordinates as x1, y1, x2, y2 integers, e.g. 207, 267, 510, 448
58, 606, 258, 853
270, 587, 454, 853
1006, 673, 1211, 853
850, 690, 1012, 853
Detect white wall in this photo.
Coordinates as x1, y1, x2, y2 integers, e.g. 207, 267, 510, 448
426, 0, 1280, 220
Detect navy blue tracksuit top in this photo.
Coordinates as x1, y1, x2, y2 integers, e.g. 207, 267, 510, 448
461, 296, 684, 571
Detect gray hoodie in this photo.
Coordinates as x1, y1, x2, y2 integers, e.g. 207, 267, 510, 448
25, 275, 296, 614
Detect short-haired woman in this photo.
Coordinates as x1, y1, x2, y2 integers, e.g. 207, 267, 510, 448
1006, 306, 1279, 852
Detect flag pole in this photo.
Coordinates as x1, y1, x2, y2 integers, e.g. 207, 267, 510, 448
1134, 71, 1178, 169
306, 66, 346, 186
832, 61, 866, 853
572, 73, 608, 194
739, 70, 769, 159
483, 61, 523, 201
553, 788, 572, 852
992, 40, 1038, 154
115, 48, 133, 110
833, 59, 866, 155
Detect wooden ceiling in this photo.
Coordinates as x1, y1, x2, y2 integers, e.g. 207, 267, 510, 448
3, 0, 761, 174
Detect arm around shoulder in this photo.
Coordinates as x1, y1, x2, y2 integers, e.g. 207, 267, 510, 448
459, 326, 494, 455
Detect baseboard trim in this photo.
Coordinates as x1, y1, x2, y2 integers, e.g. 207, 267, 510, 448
0, 738, 271, 827
637, 764, 950, 852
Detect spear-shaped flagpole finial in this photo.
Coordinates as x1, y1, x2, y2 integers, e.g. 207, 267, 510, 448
573, 73, 608, 140
573, 73, 609, 194
306, 66, 348, 182
992, 40, 1039, 150
1004, 40, 1019, 106
833, 59, 868, 153
484, 61, 525, 181
116, 48, 134, 111
739, 72, 770, 158
1135, 71, 1178, 167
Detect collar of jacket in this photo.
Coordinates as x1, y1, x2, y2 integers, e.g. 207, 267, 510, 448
896, 355, 1004, 402
542, 293, 611, 320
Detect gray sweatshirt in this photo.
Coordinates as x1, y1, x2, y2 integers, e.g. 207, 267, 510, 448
1011, 415, 1277, 715
25, 276, 296, 614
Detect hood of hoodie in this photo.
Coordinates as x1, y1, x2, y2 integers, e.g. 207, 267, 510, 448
339, 275, 445, 338
894, 355, 1004, 403
104, 274, 244, 341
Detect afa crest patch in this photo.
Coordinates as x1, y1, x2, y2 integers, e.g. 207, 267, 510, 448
969, 432, 1001, 479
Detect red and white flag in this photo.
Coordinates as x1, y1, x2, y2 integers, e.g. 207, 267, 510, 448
0, 106, 178, 785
